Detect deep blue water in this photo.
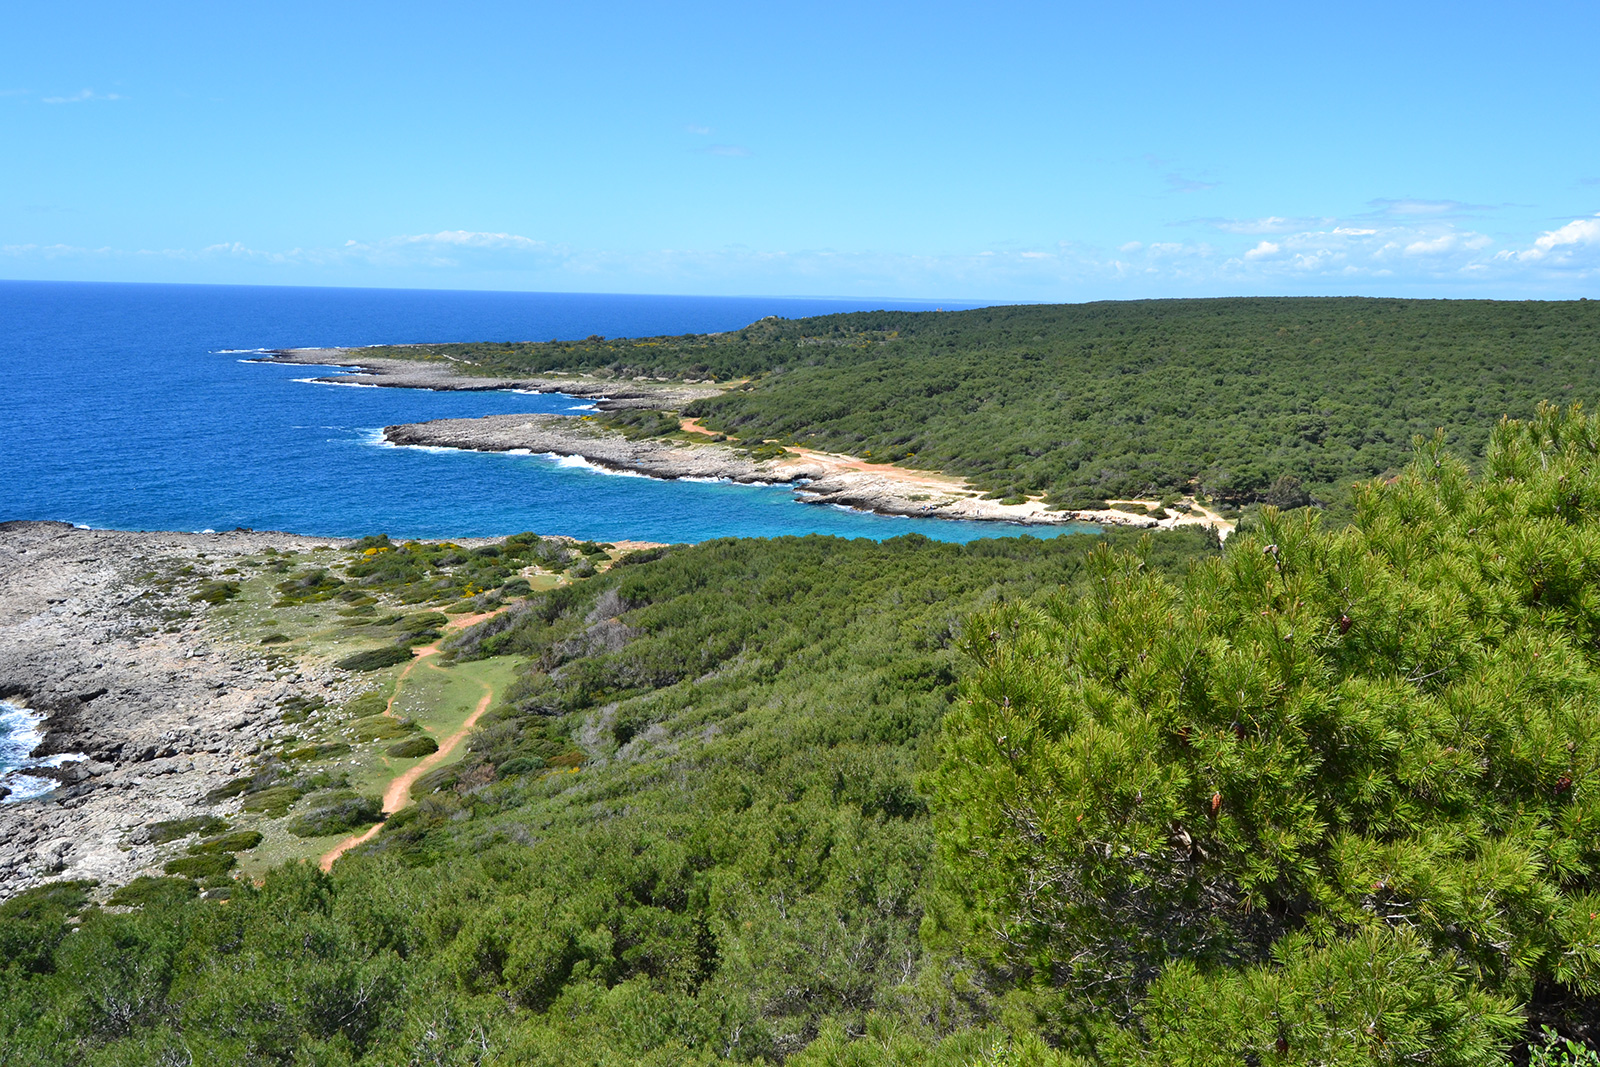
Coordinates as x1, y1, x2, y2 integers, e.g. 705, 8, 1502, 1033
0, 280, 1092, 543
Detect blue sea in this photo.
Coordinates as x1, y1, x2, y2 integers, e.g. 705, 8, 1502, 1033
0, 280, 1094, 544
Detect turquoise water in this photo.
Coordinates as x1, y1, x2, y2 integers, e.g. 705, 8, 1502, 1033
1, 281, 1091, 544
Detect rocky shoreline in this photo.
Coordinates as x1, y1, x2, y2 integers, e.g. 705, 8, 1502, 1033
264, 347, 724, 411
0, 522, 365, 900
384, 412, 1235, 532
277, 346, 1233, 534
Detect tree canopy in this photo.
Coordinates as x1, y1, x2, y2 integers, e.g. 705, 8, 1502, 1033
932, 404, 1600, 1063
370, 298, 1600, 509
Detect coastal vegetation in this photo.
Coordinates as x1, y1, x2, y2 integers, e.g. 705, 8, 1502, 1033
0, 525, 1224, 1065
364, 298, 1600, 514
17, 400, 1600, 1060
15, 286, 1600, 1062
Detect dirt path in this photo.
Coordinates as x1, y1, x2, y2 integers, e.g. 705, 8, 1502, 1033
319, 609, 506, 871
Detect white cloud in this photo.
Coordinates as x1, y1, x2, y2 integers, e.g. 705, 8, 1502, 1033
1503, 215, 1600, 262
42, 88, 122, 104
391, 230, 545, 250
1208, 216, 1327, 235
684, 124, 712, 135
7, 211, 1600, 298
1363, 197, 1497, 219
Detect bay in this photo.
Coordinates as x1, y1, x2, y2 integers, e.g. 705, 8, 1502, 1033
0, 280, 1093, 543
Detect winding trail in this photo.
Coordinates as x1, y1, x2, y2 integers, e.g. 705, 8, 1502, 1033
319, 609, 505, 871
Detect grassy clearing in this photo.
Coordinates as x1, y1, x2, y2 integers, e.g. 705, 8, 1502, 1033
196, 550, 543, 877
134, 537, 647, 884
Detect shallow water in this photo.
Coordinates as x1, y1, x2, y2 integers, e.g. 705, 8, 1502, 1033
0, 280, 1091, 543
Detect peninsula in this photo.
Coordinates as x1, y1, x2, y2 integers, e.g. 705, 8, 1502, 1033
271, 346, 1236, 534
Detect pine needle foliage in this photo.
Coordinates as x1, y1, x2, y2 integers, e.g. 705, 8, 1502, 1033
932, 404, 1600, 1063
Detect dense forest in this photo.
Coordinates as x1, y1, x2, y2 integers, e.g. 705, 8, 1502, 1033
22, 408, 1600, 1062
365, 298, 1600, 510
0, 528, 1219, 1065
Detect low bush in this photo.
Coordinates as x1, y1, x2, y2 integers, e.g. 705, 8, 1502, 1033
189, 830, 263, 855
282, 742, 351, 762
352, 715, 414, 742
386, 736, 439, 759
335, 645, 414, 672
107, 876, 198, 908
409, 764, 461, 799
344, 691, 389, 718
286, 794, 383, 838
240, 784, 304, 816
163, 854, 236, 879
146, 815, 227, 843
189, 580, 240, 604
0, 880, 96, 974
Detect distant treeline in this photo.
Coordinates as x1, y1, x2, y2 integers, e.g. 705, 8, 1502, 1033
367, 297, 1600, 510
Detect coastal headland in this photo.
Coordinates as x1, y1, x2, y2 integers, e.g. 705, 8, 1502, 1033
265, 347, 723, 410
272, 347, 1234, 535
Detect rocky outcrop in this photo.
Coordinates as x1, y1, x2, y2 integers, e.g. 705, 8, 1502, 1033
0, 522, 361, 900
383, 415, 1106, 527
264, 349, 723, 411
384, 413, 808, 483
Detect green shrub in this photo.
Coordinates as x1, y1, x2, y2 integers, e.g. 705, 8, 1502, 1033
189, 580, 240, 604
335, 645, 413, 671
205, 776, 254, 802
1531, 1027, 1600, 1067
409, 764, 461, 799
497, 756, 545, 776
107, 876, 198, 908
278, 695, 326, 723
0, 880, 96, 974
286, 794, 383, 837
240, 784, 303, 816
386, 736, 439, 759
146, 815, 227, 844
352, 715, 414, 742
259, 633, 290, 645
188, 831, 263, 855
163, 854, 236, 879
344, 691, 390, 718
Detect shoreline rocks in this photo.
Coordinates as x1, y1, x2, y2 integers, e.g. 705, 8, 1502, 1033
383, 414, 1176, 529
0, 521, 357, 900
264, 348, 723, 411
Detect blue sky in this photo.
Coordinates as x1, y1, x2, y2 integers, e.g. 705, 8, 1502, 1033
3, 1, 1597, 300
